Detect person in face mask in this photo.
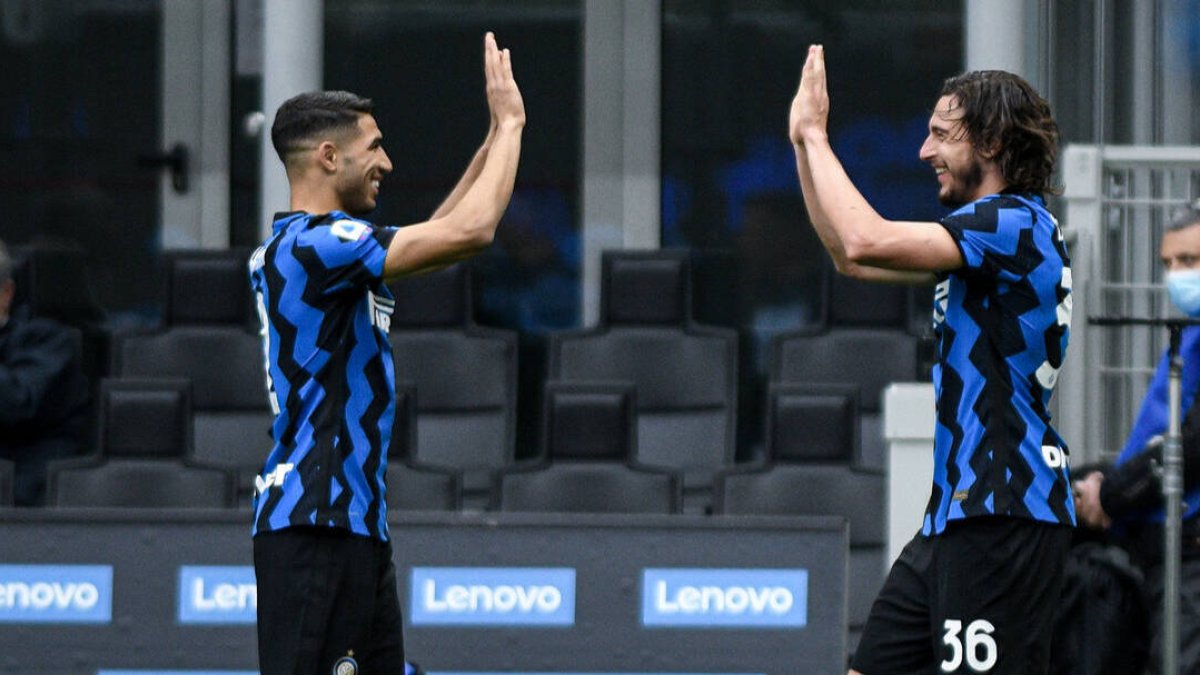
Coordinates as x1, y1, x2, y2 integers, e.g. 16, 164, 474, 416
1074, 203, 1200, 673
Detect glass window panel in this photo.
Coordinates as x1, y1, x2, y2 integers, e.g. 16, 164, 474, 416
323, 0, 582, 335
662, 0, 962, 454
0, 0, 162, 322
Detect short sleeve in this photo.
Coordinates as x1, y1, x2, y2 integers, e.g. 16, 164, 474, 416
939, 197, 1034, 279
297, 217, 398, 294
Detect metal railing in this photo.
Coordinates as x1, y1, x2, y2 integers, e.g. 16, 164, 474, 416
1058, 145, 1200, 463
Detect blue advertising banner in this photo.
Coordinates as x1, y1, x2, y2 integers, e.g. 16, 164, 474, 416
0, 564, 112, 624
640, 568, 808, 628
410, 567, 576, 627
178, 566, 257, 624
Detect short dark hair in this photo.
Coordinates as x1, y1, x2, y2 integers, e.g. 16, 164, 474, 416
270, 90, 374, 163
939, 71, 1060, 196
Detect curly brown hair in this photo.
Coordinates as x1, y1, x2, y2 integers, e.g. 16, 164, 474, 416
940, 71, 1060, 196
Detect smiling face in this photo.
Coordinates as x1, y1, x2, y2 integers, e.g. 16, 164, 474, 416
918, 94, 992, 208
333, 113, 393, 215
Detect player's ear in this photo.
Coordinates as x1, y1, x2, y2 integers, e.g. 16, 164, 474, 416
978, 138, 1002, 160
317, 140, 339, 173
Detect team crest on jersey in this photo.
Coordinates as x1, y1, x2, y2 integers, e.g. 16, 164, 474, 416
331, 219, 369, 242
333, 655, 358, 675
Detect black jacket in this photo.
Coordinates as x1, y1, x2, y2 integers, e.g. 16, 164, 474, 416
1100, 393, 1200, 564
0, 305, 90, 501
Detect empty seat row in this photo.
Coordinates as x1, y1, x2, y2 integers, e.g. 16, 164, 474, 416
15, 249, 918, 510
30, 372, 883, 521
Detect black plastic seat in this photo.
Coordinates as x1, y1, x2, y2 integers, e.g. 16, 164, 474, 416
111, 250, 269, 506
769, 273, 921, 469
714, 383, 884, 653
385, 383, 461, 512
46, 378, 235, 508
387, 264, 518, 508
497, 381, 680, 514
546, 250, 736, 513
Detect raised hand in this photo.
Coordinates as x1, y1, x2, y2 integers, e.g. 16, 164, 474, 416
484, 32, 525, 131
788, 44, 829, 147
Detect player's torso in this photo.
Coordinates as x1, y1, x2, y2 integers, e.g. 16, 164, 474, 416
249, 212, 396, 540
925, 194, 1074, 534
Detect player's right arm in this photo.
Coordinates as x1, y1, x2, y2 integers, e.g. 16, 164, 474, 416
382, 31, 525, 280
793, 144, 937, 285
789, 45, 954, 285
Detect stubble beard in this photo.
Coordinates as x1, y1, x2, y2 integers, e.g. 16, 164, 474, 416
937, 158, 985, 209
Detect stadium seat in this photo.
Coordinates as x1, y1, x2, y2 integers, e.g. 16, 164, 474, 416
713, 382, 885, 656
769, 273, 921, 469
387, 264, 518, 509
385, 382, 461, 512
546, 250, 737, 513
46, 378, 236, 508
497, 381, 680, 514
111, 249, 271, 506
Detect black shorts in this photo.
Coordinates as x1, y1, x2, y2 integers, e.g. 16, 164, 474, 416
254, 526, 406, 675
851, 516, 1071, 675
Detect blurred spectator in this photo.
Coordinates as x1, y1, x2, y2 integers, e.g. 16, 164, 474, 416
0, 239, 90, 506
1074, 205, 1200, 673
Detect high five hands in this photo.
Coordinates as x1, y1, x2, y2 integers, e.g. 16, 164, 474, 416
484, 32, 525, 132
788, 44, 829, 147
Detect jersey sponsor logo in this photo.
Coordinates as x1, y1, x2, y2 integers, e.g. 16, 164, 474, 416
409, 567, 576, 626
0, 565, 112, 623
331, 219, 370, 242
368, 291, 394, 334
178, 566, 256, 624
255, 463, 294, 495
640, 568, 807, 628
1041, 445, 1069, 469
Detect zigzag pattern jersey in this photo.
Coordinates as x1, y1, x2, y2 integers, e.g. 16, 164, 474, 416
249, 211, 399, 541
924, 192, 1075, 536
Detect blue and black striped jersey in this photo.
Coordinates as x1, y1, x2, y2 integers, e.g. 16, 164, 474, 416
249, 211, 398, 541
925, 192, 1076, 536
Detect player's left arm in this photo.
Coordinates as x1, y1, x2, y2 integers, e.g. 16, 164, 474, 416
789, 45, 961, 279
428, 122, 497, 221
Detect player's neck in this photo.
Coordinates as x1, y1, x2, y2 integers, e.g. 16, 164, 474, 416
289, 182, 345, 216
970, 167, 1009, 202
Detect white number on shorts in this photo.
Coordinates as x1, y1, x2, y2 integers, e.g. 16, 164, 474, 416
940, 618, 997, 672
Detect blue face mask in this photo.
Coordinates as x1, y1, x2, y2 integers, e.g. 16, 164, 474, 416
1167, 269, 1200, 317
